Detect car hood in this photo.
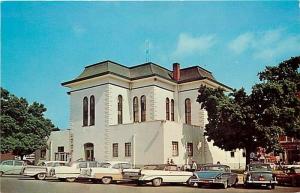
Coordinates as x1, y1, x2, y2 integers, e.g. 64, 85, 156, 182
194, 171, 222, 179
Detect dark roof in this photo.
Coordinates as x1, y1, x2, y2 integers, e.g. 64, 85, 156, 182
61, 60, 229, 89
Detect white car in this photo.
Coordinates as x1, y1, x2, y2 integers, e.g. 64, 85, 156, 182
22, 161, 67, 180
123, 164, 193, 186
50, 161, 99, 182
80, 161, 132, 184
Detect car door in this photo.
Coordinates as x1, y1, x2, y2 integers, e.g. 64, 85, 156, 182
111, 163, 123, 180
13, 161, 24, 175
165, 165, 182, 182
1, 160, 14, 174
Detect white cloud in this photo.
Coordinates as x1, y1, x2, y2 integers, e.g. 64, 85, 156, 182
228, 28, 300, 61
172, 33, 216, 58
72, 24, 86, 36
228, 32, 254, 54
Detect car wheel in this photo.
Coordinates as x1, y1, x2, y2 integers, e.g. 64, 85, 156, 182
222, 181, 228, 189
102, 177, 112, 184
0, 171, 4, 177
36, 173, 46, 180
66, 178, 76, 182
152, 178, 162, 187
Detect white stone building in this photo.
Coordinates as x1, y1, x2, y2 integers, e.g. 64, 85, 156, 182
57, 60, 245, 169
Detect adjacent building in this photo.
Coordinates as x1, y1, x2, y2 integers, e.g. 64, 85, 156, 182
53, 60, 245, 169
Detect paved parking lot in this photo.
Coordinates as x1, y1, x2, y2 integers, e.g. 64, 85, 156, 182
1, 175, 300, 193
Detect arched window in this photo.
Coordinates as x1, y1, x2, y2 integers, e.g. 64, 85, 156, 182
141, 95, 146, 122
90, 95, 95, 126
185, 98, 191, 124
118, 95, 123, 124
166, 98, 170, 120
83, 97, 88, 126
171, 99, 174, 121
133, 97, 139, 122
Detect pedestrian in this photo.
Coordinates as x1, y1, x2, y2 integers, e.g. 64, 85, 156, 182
191, 160, 197, 171
170, 159, 174, 164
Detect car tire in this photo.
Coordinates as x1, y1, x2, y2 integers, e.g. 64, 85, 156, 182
152, 178, 162, 187
66, 178, 76, 182
0, 171, 4, 177
36, 173, 46, 180
223, 181, 228, 189
102, 177, 112, 184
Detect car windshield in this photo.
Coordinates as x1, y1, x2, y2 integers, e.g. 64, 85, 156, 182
249, 164, 271, 171
201, 166, 227, 172
98, 163, 111, 168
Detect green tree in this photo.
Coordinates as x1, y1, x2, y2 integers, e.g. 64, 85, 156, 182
1, 88, 55, 159
197, 56, 300, 165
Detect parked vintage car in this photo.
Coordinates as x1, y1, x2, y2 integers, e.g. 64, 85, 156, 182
49, 160, 99, 182
0, 160, 25, 176
80, 161, 131, 184
123, 164, 193, 187
189, 164, 238, 189
276, 167, 300, 187
21, 161, 67, 180
244, 163, 277, 189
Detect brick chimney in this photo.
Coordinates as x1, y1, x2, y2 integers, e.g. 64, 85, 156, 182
173, 63, 180, 81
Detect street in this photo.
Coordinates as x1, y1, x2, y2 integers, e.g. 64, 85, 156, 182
1, 176, 300, 193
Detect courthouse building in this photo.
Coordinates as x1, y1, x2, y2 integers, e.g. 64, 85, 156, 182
47, 60, 246, 169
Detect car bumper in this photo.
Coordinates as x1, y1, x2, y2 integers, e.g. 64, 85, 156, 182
246, 180, 277, 184
190, 179, 224, 185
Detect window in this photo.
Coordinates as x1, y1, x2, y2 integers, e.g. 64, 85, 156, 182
242, 151, 246, 157
172, 141, 179, 156
121, 163, 131, 169
133, 97, 139, 122
118, 95, 123, 124
171, 99, 174, 121
166, 98, 170, 120
187, 142, 193, 156
112, 143, 118, 157
14, 161, 23, 166
185, 98, 191, 124
90, 95, 95, 126
40, 149, 46, 159
125, 142, 131, 157
83, 97, 88, 126
2, 161, 13, 165
78, 162, 87, 168
58, 146, 64, 152
141, 95, 146, 122
230, 151, 235, 158
112, 163, 121, 169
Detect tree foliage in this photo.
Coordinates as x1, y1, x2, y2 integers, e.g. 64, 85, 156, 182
1, 88, 55, 158
197, 56, 300, 164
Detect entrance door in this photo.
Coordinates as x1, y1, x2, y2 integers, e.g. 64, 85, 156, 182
84, 143, 94, 161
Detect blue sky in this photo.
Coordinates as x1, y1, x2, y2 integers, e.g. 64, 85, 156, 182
2, 1, 300, 129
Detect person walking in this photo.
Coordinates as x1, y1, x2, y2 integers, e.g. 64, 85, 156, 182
191, 160, 197, 171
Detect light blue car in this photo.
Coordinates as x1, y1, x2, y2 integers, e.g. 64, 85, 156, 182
0, 160, 25, 176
